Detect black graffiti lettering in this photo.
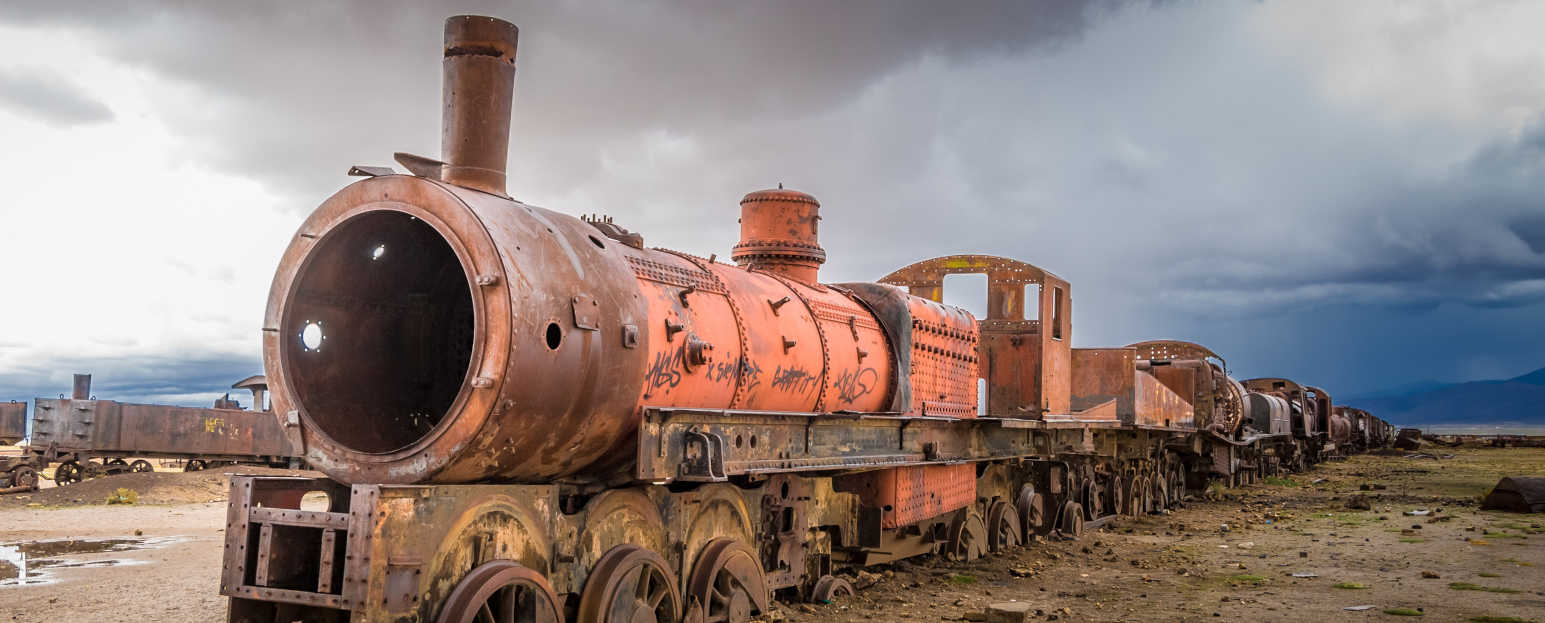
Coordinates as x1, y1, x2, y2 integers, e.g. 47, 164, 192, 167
643, 349, 684, 390
834, 367, 878, 403
771, 364, 816, 394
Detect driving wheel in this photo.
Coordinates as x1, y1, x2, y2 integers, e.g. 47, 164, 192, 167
576, 544, 681, 623
683, 539, 768, 623
437, 560, 562, 623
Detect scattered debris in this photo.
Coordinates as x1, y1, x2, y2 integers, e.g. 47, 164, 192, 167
1480, 477, 1545, 513
1420, 571, 1439, 579
1343, 605, 1377, 611
1291, 572, 1319, 578
1345, 495, 1372, 510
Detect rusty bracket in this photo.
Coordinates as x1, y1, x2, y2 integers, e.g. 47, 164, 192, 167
677, 429, 728, 482
571, 294, 600, 331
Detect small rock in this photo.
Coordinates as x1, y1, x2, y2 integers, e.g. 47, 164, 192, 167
980, 602, 1034, 623
1420, 571, 1439, 579
1345, 495, 1372, 510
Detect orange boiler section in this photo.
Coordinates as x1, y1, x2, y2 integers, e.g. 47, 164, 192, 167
266, 179, 977, 485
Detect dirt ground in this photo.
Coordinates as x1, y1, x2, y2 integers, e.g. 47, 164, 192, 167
1, 448, 1541, 623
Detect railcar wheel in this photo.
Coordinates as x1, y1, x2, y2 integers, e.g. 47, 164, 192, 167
807, 575, 854, 604
1148, 477, 1164, 512
577, 544, 681, 623
107, 458, 128, 468
130, 460, 154, 473
54, 461, 83, 485
986, 501, 1022, 553
684, 539, 768, 623
9, 466, 38, 491
1109, 474, 1127, 517
437, 560, 562, 623
1058, 502, 1084, 539
1082, 480, 1103, 520
945, 512, 987, 561
1015, 485, 1045, 539
184, 460, 206, 472
1168, 466, 1186, 504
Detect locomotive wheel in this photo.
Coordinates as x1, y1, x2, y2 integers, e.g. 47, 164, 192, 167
54, 461, 83, 486
1058, 502, 1084, 539
437, 560, 562, 623
807, 575, 854, 604
1126, 475, 1143, 515
107, 458, 128, 468
184, 460, 207, 472
684, 539, 768, 623
576, 544, 681, 623
9, 466, 38, 491
130, 459, 154, 473
1169, 466, 1186, 504
1082, 480, 1103, 520
985, 501, 1022, 553
1015, 485, 1046, 539
1109, 474, 1127, 517
944, 512, 987, 561
1148, 477, 1165, 512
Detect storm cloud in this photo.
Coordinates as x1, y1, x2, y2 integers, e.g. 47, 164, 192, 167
0, 1, 1542, 406
0, 68, 113, 126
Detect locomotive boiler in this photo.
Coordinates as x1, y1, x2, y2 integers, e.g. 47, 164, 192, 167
265, 16, 974, 484
221, 15, 1393, 623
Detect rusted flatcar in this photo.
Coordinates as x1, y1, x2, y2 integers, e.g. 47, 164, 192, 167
218, 16, 1383, 623
1, 401, 36, 493
25, 374, 296, 486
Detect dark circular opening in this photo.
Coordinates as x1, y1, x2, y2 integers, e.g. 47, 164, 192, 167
285, 210, 474, 454
545, 322, 563, 350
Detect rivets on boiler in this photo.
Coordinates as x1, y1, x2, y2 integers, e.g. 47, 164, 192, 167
471, 377, 495, 389
476, 274, 500, 286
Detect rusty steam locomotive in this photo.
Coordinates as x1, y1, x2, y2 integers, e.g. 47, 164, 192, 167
220, 16, 1393, 623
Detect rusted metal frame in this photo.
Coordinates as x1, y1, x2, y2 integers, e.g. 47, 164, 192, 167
638, 408, 1131, 482
222, 476, 359, 610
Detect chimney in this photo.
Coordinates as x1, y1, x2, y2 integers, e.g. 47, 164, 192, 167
72, 373, 91, 400
440, 15, 519, 197
731, 188, 827, 284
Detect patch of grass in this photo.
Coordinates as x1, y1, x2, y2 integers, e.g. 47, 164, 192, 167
1264, 476, 1301, 487
1449, 582, 1521, 594
1483, 531, 1527, 540
1469, 616, 1535, 623
1400, 538, 1427, 543
1384, 608, 1424, 616
1499, 558, 1534, 567
945, 573, 977, 585
105, 488, 138, 505
1333, 582, 1371, 590
1478, 572, 1502, 578
1228, 574, 1267, 586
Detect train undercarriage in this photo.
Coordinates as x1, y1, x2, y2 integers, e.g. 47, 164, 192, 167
222, 420, 1295, 623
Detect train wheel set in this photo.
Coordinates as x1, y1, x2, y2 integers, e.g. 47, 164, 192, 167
214, 15, 1397, 623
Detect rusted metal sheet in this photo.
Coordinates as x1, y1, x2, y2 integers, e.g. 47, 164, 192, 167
0, 401, 25, 444
27, 375, 290, 461
834, 464, 975, 529
1129, 340, 1245, 435
30, 397, 291, 460
1133, 371, 1194, 428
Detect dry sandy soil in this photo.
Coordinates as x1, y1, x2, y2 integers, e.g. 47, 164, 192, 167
0, 447, 1541, 623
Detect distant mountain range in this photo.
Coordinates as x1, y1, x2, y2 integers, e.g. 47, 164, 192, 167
1345, 367, 1545, 427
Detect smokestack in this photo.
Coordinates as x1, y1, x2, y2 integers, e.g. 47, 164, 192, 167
440, 15, 519, 197
732, 188, 827, 284
72, 373, 91, 400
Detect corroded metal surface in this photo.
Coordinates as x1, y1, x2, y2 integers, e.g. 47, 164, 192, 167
0, 401, 25, 445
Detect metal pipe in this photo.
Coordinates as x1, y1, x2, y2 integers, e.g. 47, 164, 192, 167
440, 15, 518, 197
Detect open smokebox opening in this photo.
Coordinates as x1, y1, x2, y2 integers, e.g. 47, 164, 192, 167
284, 210, 475, 454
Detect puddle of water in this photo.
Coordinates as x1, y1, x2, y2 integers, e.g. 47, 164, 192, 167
0, 536, 180, 587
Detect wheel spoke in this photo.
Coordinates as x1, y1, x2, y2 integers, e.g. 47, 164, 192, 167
500, 585, 516, 623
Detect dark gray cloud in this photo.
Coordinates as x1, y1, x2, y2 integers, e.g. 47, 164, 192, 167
0, 0, 1541, 401
0, 68, 113, 125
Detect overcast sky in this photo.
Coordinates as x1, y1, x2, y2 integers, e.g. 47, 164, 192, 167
1, 1, 1543, 408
